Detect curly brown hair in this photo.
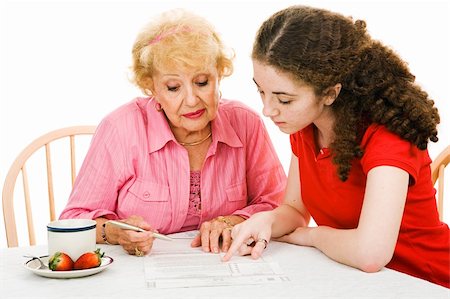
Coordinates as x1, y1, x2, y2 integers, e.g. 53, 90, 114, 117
253, 5, 440, 181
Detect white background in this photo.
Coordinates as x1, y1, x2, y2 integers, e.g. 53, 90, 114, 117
1, 0, 449, 247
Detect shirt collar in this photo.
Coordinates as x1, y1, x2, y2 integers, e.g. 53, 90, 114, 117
146, 98, 176, 153
301, 124, 315, 151
210, 102, 243, 150
146, 98, 243, 154
301, 124, 331, 158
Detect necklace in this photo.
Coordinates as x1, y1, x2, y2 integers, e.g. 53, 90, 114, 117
178, 132, 212, 146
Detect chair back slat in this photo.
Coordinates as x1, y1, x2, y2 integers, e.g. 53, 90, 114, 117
45, 143, 56, 222
70, 135, 76, 186
21, 164, 36, 245
3, 126, 96, 247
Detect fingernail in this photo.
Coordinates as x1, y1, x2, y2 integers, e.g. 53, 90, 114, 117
214, 247, 219, 253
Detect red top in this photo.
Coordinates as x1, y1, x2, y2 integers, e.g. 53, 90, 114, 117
290, 124, 449, 288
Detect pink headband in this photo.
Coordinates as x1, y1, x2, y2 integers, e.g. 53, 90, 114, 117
148, 26, 193, 45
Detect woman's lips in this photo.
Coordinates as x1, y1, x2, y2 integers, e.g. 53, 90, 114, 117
183, 109, 205, 119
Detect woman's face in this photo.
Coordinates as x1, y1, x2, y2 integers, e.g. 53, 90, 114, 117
151, 65, 220, 134
252, 60, 329, 134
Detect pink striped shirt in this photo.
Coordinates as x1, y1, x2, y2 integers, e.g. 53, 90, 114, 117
60, 97, 286, 233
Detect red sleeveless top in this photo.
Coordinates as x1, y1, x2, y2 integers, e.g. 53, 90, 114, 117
290, 124, 449, 288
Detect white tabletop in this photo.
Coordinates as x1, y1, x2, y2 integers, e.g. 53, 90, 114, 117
1, 237, 448, 299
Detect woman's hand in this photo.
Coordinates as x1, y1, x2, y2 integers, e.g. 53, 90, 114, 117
108, 215, 155, 256
221, 211, 274, 262
191, 215, 244, 253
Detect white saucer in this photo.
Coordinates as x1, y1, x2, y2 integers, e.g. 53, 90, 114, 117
24, 255, 113, 279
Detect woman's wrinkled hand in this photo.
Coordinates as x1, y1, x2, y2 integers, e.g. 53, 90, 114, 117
113, 215, 155, 256
191, 215, 244, 253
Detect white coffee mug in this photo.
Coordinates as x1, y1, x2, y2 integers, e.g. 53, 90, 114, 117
47, 219, 97, 261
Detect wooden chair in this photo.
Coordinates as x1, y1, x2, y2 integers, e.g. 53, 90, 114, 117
430, 145, 450, 221
2, 126, 96, 247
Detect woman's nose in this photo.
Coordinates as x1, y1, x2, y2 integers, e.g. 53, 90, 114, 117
185, 88, 199, 106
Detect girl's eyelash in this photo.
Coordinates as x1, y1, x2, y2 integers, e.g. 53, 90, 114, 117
278, 99, 291, 105
197, 80, 208, 86
257, 88, 291, 104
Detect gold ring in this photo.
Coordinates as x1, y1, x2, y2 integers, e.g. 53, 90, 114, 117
257, 238, 268, 249
134, 247, 144, 257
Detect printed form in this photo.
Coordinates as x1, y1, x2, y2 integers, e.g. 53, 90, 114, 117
144, 231, 289, 288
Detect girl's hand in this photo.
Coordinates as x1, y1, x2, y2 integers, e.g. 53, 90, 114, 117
273, 226, 314, 247
221, 211, 273, 262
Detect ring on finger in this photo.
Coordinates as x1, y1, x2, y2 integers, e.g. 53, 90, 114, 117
134, 247, 144, 257
257, 238, 268, 249
246, 238, 255, 247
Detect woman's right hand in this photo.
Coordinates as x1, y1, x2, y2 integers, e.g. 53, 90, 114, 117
221, 211, 274, 262
106, 215, 155, 256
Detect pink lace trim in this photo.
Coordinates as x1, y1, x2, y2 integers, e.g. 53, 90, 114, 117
188, 171, 201, 215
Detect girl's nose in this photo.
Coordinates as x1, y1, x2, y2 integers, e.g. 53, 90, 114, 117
262, 101, 279, 117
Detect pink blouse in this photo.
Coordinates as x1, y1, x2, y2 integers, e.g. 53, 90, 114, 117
60, 97, 286, 234
182, 171, 202, 232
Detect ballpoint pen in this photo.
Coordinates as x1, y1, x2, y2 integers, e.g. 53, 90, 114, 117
107, 220, 173, 241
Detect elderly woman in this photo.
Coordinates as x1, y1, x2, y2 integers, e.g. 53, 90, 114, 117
59, 9, 286, 256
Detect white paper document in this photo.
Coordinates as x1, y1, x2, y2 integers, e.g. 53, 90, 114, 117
144, 233, 289, 288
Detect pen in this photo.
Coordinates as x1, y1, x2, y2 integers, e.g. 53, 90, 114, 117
107, 220, 173, 241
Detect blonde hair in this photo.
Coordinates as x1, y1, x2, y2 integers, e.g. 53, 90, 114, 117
131, 9, 234, 95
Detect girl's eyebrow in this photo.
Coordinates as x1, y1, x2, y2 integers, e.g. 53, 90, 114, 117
253, 78, 297, 96
273, 91, 297, 96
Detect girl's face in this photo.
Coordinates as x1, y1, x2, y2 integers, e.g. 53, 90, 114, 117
151, 65, 220, 135
252, 60, 330, 134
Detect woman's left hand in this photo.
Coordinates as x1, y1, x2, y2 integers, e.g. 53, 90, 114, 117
191, 215, 245, 253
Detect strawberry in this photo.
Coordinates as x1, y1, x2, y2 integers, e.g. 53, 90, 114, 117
48, 252, 74, 271
74, 249, 104, 270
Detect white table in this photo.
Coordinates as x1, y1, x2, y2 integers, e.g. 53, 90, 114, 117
1, 237, 448, 299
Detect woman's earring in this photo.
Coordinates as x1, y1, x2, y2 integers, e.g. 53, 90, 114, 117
155, 102, 163, 112
219, 91, 222, 99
